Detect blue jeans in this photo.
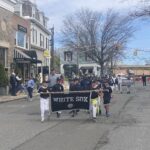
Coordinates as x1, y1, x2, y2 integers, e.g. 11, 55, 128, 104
27, 87, 33, 98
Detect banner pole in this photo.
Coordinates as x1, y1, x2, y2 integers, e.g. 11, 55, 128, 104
89, 90, 92, 119
49, 93, 52, 120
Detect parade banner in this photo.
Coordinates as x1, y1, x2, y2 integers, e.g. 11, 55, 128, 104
51, 92, 91, 112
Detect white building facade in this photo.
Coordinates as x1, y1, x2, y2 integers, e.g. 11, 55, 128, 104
0, 0, 16, 12
60, 49, 101, 78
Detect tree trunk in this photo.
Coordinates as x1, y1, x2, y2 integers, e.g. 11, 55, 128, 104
100, 62, 104, 77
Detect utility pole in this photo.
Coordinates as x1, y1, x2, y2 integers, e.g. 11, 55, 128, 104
50, 26, 54, 70
77, 31, 79, 76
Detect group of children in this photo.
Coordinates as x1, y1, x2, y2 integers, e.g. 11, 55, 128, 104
38, 76, 113, 122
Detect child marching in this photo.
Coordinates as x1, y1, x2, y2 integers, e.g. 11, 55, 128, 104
102, 82, 112, 117
38, 82, 50, 122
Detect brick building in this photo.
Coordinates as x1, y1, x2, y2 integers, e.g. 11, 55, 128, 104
12, 13, 32, 80
0, 3, 39, 80
113, 65, 150, 76
0, 6, 14, 75
0, 0, 48, 81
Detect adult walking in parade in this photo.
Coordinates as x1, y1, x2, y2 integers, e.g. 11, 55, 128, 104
142, 73, 146, 86
48, 69, 59, 91
118, 75, 122, 93
27, 76, 35, 101
38, 82, 50, 122
10, 71, 17, 96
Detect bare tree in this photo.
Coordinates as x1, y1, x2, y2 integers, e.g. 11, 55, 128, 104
132, 6, 150, 17
61, 9, 134, 76
127, 0, 150, 17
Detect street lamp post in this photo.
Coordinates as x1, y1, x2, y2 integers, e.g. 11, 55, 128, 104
76, 30, 80, 76
50, 26, 54, 70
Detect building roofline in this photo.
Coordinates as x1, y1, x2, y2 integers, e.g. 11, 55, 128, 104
24, 16, 50, 34
9, 0, 17, 4
115, 65, 150, 68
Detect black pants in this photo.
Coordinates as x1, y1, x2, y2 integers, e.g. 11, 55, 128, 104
11, 84, 16, 96
27, 87, 33, 98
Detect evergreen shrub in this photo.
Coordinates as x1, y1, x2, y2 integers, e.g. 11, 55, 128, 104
0, 64, 8, 87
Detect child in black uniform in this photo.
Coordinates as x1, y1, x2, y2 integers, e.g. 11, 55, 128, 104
38, 82, 50, 122
52, 77, 64, 118
103, 82, 112, 117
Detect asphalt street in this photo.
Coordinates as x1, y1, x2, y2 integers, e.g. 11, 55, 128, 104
0, 82, 149, 150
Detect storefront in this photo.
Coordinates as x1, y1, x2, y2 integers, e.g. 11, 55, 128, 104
13, 49, 42, 82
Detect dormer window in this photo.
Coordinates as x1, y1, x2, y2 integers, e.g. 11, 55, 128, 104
64, 51, 72, 62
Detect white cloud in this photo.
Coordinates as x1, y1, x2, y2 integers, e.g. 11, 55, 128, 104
35, 0, 140, 29
35, 0, 142, 44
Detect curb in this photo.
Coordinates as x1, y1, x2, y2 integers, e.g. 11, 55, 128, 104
0, 96, 27, 104
0, 94, 39, 104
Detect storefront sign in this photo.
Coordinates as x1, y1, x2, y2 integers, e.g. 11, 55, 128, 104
44, 50, 51, 58
51, 92, 91, 112
14, 58, 30, 63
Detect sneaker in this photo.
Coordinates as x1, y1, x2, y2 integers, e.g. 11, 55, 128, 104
71, 112, 75, 117
57, 112, 61, 118
106, 113, 110, 117
41, 118, 44, 122
92, 117, 97, 122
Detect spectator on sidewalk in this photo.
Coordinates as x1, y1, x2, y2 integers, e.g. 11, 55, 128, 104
114, 76, 119, 91
142, 73, 146, 86
34, 74, 41, 90
27, 76, 35, 101
16, 73, 24, 95
10, 71, 17, 96
118, 75, 122, 93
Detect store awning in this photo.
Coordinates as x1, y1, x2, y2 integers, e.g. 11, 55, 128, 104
14, 49, 31, 63
80, 66, 93, 70
23, 50, 42, 63
14, 49, 42, 64
14, 49, 31, 59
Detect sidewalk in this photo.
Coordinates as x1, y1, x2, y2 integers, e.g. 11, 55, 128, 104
0, 92, 39, 103
0, 94, 27, 103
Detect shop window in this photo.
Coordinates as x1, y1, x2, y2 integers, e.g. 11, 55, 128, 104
64, 51, 72, 62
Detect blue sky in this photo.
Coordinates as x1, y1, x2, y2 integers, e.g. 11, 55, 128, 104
35, 0, 150, 65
